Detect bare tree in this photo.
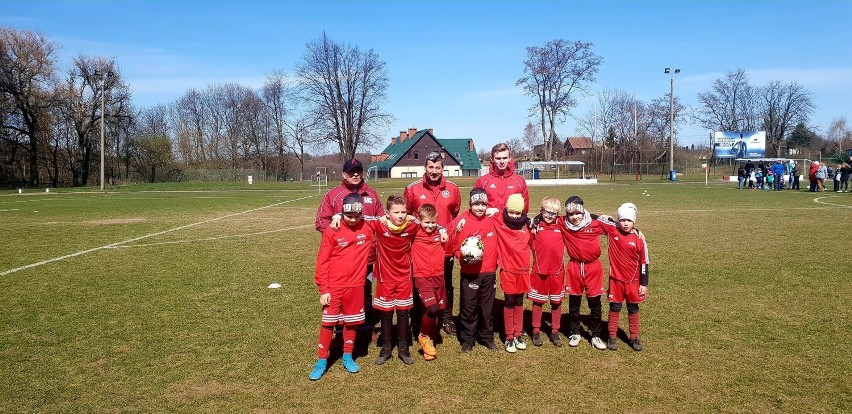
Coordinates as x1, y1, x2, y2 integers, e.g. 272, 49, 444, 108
285, 111, 321, 180
825, 117, 851, 157
517, 39, 602, 161
694, 69, 758, 132
758, 80, 814, 156
261, 70, 291, 180
0, 27, 58, 186
296, 32, 393, 159
171, 88, 208, 165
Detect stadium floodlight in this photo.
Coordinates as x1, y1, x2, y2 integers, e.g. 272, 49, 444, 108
94, 70, 113, 191
665, 67, 681, 179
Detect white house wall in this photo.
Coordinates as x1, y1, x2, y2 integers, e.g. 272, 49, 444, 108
390, 166, 464, 178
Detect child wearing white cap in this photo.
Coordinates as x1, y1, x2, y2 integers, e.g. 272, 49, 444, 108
601, 202, 650, 351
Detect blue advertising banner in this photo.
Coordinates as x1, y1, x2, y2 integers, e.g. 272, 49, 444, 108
713, 131, 766, 159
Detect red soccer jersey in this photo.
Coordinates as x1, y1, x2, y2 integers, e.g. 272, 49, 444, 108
491, 212, 532, 274
474, 159, 530, 213
559, 216, 607, 263
532, 219, 565, 275
411, 228, 445, 278
366, 219, 419, 285
314, 181, 384, 232
451, 210, 498, 274
404, 174, 462, 227
601, 222, 649, 283
314, 220, 375, 294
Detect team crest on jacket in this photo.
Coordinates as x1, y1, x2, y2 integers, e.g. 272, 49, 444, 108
441, 190, 450, 198
364, 197, 373, 204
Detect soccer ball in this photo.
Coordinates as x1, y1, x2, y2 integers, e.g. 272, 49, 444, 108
460, 236, 484, 263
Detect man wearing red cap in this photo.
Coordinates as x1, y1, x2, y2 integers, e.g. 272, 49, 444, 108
474, 143, 529, 214
404, 152, 462, 334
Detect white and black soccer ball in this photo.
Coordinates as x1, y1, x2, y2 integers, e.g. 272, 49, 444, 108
460, 236, 484, 263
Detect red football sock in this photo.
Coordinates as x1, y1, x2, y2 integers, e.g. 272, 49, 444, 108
608, 311, 620, 339
628, 312, 640, 340
420, 314, 436, 337
513, 305, 524, 338
550, 302, 562, 333
318, 326, 334, 359
531, 304, 543, 334
342, 325, 356, 354
503, 305, 514, 340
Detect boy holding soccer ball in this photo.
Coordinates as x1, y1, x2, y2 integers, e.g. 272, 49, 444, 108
450, 188, 499, 353
310, 193, 375, 380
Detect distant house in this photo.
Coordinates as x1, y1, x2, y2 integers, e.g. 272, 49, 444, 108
369, 128, 480, 178
564, 137, 594, 156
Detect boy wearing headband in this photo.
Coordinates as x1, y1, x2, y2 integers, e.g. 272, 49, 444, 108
310, 193, 374, 380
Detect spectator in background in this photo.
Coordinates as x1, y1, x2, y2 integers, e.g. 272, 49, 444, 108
816, 162, 828, 192
809, 161, 819, 192
791, 162, 801, 190
788, 159, 796, 189
772, 160, 785, 191
840, 163, 851, 192
833, 165, 842, 192
737, 165, 746, 189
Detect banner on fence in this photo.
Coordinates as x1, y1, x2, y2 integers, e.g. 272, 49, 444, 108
713, 131, 766, 159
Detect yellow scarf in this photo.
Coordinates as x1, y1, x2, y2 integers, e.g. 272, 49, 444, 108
386, 216, 409, 234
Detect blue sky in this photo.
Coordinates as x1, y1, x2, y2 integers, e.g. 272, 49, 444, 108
4, 0, 851, 153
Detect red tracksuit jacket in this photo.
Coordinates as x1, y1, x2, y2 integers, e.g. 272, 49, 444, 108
314, 220, 375, 294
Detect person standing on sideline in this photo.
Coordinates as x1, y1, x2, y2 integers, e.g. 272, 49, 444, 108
737, 166, 746, 189
772, 160, 785, 190
788, 159, 796, 189
817, 162, 828, 192
475, 143, 530, 214
791, 162, 801, 190
316, 159, 385, 330
404, 152, 462, 335
809, 161, 819, 192
840, 163, 851, 192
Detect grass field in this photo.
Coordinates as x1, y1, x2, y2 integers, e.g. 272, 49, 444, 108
1, 177, 850, 413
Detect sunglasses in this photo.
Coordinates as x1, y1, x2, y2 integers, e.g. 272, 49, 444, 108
541, 210, 558, 217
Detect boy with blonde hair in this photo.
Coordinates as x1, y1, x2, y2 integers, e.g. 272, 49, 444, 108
529, 196, 566, 347
411, 203, 447, 361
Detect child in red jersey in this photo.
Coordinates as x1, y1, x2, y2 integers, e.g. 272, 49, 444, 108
529, 197, 566, 347
369, 195, 421, 365
411, 203, 447, 361
602, 203, 650, 352
310, 193, 374, 380
559, 195, 609, 350
451, 188, 499, 353
492, 193, 532, 353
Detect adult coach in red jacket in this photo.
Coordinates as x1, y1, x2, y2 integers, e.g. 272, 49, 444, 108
404, 152, 462, 334
474, 143, 529, 214
314, 159, 384, 327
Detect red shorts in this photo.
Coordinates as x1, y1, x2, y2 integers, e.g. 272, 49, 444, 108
565, 260, 605, 297
499, 269, 531, 295
414, 276, 446, 310
607, 278, 646, 304
321, 287, 366, 327
528, 273, 565, 304
373, 280, 414, 311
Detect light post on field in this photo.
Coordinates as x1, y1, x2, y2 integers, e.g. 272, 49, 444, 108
664, 67, 680, 180
94, 70, 113, 191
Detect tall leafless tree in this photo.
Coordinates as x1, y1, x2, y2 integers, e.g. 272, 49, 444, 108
296, 32, 393, 159
517, 39, 602, 161
694, 69, 758, 132
0, 27, 58, 186
758, 80, 814, 156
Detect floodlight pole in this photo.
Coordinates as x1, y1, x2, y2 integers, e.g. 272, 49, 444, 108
95, 70, 113, 191
665, 67, 680, 180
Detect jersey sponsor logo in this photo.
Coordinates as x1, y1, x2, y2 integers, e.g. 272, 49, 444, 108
357, 234, 366, 240
628, 241, 636, 247
508, 185, 515, 189
614, 236, 619, 241
441, 190, 450, 198
383, 232, 390, 237
486, 231, 494, 237
468, 282, 480, 290
400, 233, 409, 237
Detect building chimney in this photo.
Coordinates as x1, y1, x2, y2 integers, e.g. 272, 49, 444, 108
399, 131, 406, 142
428, 128, 434, 135
391, 137, 396, 146
408, 127, 418, 138
468, 140, 474, 151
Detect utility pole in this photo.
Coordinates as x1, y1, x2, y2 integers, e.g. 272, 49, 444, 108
95, 70, 113, 191
665, 67, 680, 180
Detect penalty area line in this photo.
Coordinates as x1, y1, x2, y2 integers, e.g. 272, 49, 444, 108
0, 195, 317, 277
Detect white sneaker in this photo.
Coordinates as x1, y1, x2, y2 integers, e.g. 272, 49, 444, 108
514, 337, 527, 350
504, 339, 517, 353
568, 334, 582, 347
591, 336, 607, 350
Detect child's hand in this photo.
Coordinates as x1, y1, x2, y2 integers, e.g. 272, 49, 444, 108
638, 285, 648, 297
379, 216, 389, 225
635, 229, 646, 240
485, 207, 499, 217
408, 214, 417, 223
455, 218, 466, 233
330, 215, 341, 230
440, 233, 449, 243
320, 293, 331, 306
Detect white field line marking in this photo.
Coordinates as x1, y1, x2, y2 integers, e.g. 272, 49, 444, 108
813, 195, 852, 208
109, 224, 314, 248
0, 195, 317, 276
0, 209, 21, 212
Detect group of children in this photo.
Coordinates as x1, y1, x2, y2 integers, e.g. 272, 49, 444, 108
310, 189, 650, 380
